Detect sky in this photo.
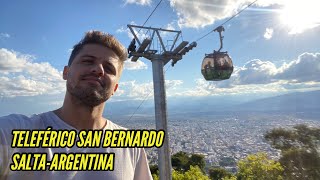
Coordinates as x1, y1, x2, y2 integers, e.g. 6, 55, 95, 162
0, 0, 320, 115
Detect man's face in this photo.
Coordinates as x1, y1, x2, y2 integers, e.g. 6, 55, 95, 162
63, 44, 121, 107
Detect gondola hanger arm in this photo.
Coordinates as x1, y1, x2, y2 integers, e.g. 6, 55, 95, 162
214, 26, 225, 52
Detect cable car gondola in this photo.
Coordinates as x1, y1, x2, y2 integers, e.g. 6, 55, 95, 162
201, 26, 233, 81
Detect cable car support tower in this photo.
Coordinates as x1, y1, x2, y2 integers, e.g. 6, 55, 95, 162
127, 24, 196, 180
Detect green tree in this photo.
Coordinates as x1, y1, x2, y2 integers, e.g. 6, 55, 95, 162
189, 154, 206, 172
237, 152, 283, 180
219, 157, 236, 167
171, 151, 206, 172
265, 124, 320, 180
149, 164, 159, 176
172, 165, 210, 180
265, 124, 320, 152
172, 151, 190, 172
279, 149, 320, 179
152, 174, 159, 180
208, 167, 232, 180
222, 175, 237, 180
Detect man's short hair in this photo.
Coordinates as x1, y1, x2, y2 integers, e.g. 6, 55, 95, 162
68, 30, 127, 75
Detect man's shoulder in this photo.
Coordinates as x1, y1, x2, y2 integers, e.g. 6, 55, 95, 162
106, 119, 127, 130
0, 113, 30, 121
107, 120, 127, 130
0, 112, 48, 130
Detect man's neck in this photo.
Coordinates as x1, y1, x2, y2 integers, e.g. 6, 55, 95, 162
54, 99, 107, 130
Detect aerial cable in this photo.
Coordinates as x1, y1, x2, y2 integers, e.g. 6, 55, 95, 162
127, 0, 259, 120
126, 0, 164, 121
137, 0, 163, 34
128, 0, 260, 119
128, 0, 163, 58
195, 0, 260, 42
128, 91, 152, 121
128, 65, 172, 121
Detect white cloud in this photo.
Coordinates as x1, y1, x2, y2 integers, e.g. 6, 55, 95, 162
0, 48, 65, 97
234, 59, 278, 85
0, 33, 10, 39
159, 22, 178, 37
116, 80, 183, 100
117, 22, 178, 54
2, 48, 319, 99
116, 26, 127, 34
264, 28, 273, 40
275, 53, 320, 82
116, 52, 320, 99
165, 22, 176, 31
116, 81, 153, 99
175, 78, 284, 97
124, 59, 148, 70
182, 52, 320, 97
116, 23, 150, 42
124, 0, 152, 6
129, 81, 153, 98
166, 79, 183, 89
216, 53, 320, 88
180, 78, 288, 96
0, 48, 30, 73
287, 24, 320, 35
169, 0, 285, 28
48, 100, 63, 106
175, 78, 214, 96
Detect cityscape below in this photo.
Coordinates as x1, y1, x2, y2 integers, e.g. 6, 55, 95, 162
118, 112, 320, 172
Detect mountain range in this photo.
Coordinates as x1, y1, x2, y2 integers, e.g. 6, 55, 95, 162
105, 90, 320, 120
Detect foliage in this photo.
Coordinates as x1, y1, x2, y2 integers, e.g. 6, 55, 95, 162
171, 151, 206, 172
152, 173, 159, 180
221, 175, 237, 180
189, 154, 206, 172
152, 152, 207, 179
172, 151, 190, 172
219, 157, 236, 167
149, 164, 159, 176
154, 124, 320, 179
279, 148, 320, 180
172, 165, 210, 180
237, 152, 283, 180
208, 167, 232, 180
264, 124, 320, 180
265, 124, 320, 152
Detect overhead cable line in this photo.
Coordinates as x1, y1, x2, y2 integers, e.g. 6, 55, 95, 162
128, 65, 172, 121
138, 0, 163, 33
127, 0, 164, 121
128, 0, 259, 121
195, 0, 260, 42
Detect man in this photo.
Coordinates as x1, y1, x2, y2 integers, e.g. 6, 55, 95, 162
127, 38, 136, 58
204, 60, 213, 78
0, 31, 153, 179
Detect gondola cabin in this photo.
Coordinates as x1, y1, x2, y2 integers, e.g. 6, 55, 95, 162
201, 52, 233, 81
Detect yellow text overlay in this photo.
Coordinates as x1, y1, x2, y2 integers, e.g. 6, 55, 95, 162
11, 128, 165, 148
102, 130, 165, 148
10, 153, 114, 171
11, 128, 76, 148
10, 129, 165, 171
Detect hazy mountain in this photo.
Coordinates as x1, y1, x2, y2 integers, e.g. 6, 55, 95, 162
104, 90, 320, 120
229, 90, 320, 119
233, 90, 320, 112
104, 95, 254, 117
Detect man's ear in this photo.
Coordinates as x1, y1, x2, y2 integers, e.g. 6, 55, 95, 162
63, 66, 69, 80
113, 84, 118, 93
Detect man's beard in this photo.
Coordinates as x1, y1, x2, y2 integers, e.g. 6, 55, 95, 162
67, 81, 111, 107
